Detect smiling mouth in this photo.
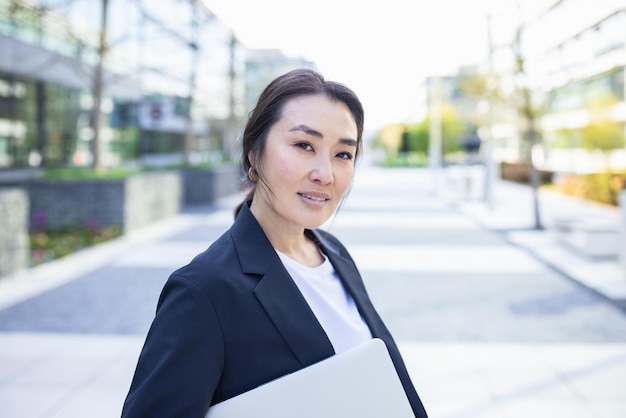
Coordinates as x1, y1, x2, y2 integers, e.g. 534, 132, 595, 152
298, 193, 329, 202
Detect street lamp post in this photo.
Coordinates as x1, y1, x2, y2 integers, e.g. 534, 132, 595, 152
184, 0, 200, 166
514, 22, 543, 230
91, 0, 109, 171
429, 76, 443, 195
484, 11, 497, 211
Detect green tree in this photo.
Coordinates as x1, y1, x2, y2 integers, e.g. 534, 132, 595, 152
427, 104, 465, 157
374, 105, 464, 167
405, 122, 429, 154
580, 95, 626, 170
581, 120, 625, 154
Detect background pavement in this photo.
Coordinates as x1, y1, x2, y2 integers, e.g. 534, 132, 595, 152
1, 164, 625, 417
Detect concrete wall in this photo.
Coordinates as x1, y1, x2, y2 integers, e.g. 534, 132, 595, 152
27, 171, 182, 233
28, 179, 125, 231
183, 165, 242, 205
125, 171, 183, 232
0, 167, 239, 278
0, 188, 29, 278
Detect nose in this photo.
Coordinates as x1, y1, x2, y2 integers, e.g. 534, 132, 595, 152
310, 155, 333, 185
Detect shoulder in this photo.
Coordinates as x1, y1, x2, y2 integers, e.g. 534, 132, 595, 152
178, 229, 236, 272
166, 206, 277, 294
171, 203, 266, 283
167, 229, 242, 293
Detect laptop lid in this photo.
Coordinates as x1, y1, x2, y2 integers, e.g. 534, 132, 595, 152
205, 338, 415, 418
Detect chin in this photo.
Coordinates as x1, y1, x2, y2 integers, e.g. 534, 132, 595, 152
299, 215, 330, 231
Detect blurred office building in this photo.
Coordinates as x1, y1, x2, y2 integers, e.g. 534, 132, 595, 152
244, 48, 317, 112
431, 0, 626, 172
0, 0, 248, 171
521, 0, 626, 173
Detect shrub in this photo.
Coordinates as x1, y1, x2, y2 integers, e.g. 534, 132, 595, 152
383, 152, 428, 168
41, 167, 140, 180
555, 171, 626, 206
29, 219, 122, 266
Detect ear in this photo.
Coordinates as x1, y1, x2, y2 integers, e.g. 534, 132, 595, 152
247, 151, 255, 167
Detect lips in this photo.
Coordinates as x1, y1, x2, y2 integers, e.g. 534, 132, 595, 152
298, 192, 330, 202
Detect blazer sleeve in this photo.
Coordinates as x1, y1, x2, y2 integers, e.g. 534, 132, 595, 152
121, 275, 225, 418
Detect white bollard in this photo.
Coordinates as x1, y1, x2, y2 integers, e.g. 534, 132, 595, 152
619, 189, 626, 270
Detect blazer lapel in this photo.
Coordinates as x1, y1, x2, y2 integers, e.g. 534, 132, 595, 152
311, 230, 384, 338
231, 204, 335, 366
253, 263, 335, 365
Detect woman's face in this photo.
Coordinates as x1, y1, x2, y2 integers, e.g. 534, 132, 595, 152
251, 94, 358, 233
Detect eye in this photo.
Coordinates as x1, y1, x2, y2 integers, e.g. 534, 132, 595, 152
295, 141, 313, 151
336, 151, 354, 160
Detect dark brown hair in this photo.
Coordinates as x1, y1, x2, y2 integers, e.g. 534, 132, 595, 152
234, 68, 365, 218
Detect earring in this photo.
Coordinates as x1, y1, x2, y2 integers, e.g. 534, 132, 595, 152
248, 167, 258, 182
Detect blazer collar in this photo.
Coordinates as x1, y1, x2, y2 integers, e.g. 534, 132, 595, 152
230, 203, 335, 366
230, 203, 355, 277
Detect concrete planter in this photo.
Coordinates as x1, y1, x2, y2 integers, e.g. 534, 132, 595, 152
553, 217, 620, 258
0, 188, 29, 278
182, 164, 242, 205
27, 171, 182, 233
500, 162, 554, 184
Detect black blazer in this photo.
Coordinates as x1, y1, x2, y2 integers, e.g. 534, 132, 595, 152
122, 203, 428, 418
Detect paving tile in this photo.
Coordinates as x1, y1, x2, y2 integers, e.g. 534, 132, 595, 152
0, 386, 69, 418
424, 397, 507, 418
49, 388, 127, 418
1, 166, 625, 418
484, 369, 578, 400
113, 241, 212, 268
351, 245, 545, 273
564, 362, 626, 399
499, 398, 599, 418
590, 401, 626, 418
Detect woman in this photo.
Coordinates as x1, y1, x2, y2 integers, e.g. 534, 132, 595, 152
121, 68, 428, 418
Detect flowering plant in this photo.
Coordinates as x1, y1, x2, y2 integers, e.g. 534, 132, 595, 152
29, 210, 122, 266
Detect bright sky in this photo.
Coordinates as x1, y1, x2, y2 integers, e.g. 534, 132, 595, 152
208, 0, 498, 130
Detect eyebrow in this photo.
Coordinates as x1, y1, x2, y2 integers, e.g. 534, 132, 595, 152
289, 124, 357, 147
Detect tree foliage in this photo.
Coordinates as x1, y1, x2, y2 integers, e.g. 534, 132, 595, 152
581, 94, 626, 153
373, 105, 465, 159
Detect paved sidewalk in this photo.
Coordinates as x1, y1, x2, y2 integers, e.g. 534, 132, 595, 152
1, 165, 625, 418
443, 164, 626, 311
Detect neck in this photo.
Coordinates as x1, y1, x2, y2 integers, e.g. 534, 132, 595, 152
249, 201, 323, 267
278, 238, 324, 267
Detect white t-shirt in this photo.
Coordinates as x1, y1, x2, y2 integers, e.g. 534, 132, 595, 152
276, 250, 372, 354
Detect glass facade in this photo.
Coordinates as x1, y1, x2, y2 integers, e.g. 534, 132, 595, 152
0, 0, 245, 170
547, 68, 625, 114
0, 68, 143, 168
0, 69, 142, 168
522, 1, 626, 156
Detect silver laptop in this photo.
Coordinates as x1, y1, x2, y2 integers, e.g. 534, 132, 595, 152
205, 338, 415, 418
